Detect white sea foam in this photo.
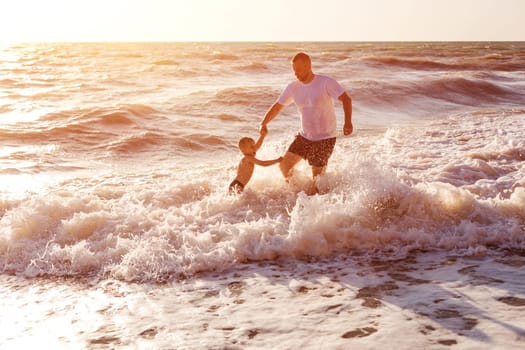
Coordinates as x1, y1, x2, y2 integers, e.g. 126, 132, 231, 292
1, 112, 523, 281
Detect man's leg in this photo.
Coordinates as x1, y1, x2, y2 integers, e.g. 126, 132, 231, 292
309, 165, 326, 194
308, 137, 335, 194
280, 151, 302, 179
312, 165, 326, 178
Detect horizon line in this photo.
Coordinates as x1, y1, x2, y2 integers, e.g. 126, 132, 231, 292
2, 40, 524, 44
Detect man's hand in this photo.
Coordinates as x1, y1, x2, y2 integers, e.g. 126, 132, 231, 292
343, 122, 353, 136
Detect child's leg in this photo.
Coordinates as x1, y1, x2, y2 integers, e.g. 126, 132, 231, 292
229, 180, 244, 194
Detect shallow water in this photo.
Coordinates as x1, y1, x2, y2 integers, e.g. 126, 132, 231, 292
0, 42, 524, 348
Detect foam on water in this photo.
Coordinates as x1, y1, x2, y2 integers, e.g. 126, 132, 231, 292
1, 42, 524, 283
1, 112, 523, 282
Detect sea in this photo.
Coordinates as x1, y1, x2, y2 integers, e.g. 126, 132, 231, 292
0, 42, 524, 349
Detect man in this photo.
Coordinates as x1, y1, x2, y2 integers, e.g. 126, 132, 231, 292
260, 52, 353, 194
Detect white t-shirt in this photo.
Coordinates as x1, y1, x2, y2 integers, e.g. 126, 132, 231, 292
277, 74, 345, 141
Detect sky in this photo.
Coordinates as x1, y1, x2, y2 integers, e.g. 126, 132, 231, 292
1, 0, 524, 42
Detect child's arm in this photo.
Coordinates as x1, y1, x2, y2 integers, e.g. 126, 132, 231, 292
253, 156, 283, 167
253, 124, 268, 152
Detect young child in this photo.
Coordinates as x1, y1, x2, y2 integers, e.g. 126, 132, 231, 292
229, 125, 282, 194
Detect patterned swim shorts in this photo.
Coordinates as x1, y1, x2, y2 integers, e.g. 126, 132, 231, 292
287, 134, 336, 167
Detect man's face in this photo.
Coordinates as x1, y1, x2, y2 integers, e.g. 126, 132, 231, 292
292, 60, 310, 83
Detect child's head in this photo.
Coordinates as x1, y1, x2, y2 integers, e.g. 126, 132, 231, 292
238, 137, 256, 155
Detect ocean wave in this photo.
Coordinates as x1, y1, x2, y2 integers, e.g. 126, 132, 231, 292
362, 55, 525, 72
0, 163, 86, 175
146, 62, 201, 77
210, 52, 239, 61
153, 60, 179, 66
212, 86, 279, 108
218, 114, 243, 122
0, 103, 232, 156
168, 133, 230, 152
423, 77, 518, 104
0, 104, 165, 147
353, 76, 524, 109
235, 62, 269, 72
104, 131, 230, 154
470, 146, 525, 163
0, 168, 24, 175
0, 78, 17, 88
1, 42, 524, 282
53, 104, 159, 126
0, 104, 11, 114
362, 56, 456, 70
104, 132, 168, 153
0, 155, 523, 282
437, 159, 505, 187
